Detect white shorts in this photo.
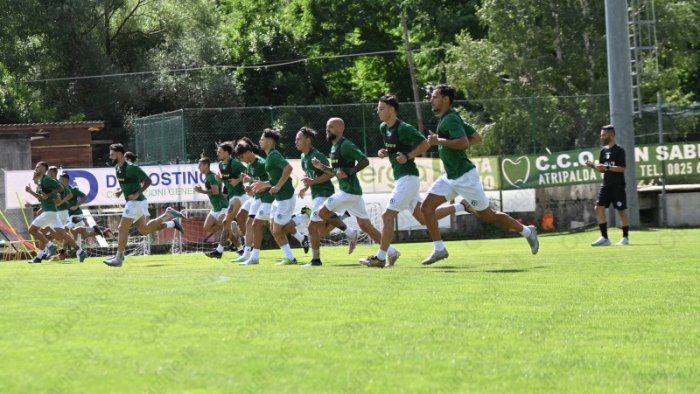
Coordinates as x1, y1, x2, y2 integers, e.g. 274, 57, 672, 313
387, 176, 422, 212
30, 211, 64, 229
208, 209, 227, 221
310, 197, 329, 222
427, 170, 490, 212
324, 191, 369, 220
272, 198, 295, 225
228, 194, 249, 208
241, 197, 254, 213
251, 199, 273, 221
122, 200, 150, 221
57, 210, 70, 228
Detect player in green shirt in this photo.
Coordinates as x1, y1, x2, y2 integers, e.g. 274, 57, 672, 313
295, 126, 340, 266
363, 94, 469, 268
215, 141, 248, 254
57, 173, 107, 243
420, 84, 539, 265
26, 162, 86, 263
311, 117, 387, 259
233, 139, 274, 265
195, 156, 230, 259
250, 128, 310, 265
104, 143, 184, 267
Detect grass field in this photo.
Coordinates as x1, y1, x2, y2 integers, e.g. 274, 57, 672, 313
1, 228, 698, 393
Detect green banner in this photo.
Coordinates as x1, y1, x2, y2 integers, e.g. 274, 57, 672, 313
498, 142, 700, 190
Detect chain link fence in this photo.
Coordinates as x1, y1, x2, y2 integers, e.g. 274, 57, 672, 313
132, 96, 699, 165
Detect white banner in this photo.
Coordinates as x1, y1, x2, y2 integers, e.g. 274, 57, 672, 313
3, 158, 534, 213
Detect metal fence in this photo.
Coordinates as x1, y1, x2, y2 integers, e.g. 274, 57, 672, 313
132, 96, 700, 165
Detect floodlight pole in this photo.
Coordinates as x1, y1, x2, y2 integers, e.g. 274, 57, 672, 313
604, 0, 641, 227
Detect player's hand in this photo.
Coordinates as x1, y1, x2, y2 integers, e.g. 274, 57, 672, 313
585, 160, 594, 168
115, 189, 123, 198
301, 177, 313, 187
336, 170, 348, 179
595, 164, 607, 171
298, 187, 307, 199
427, 130, 439, 146
241, 173, 251, 182
69, 206, 77, 211
24, 202, 33, 208
194, 185, 203, 193
215, 172, 222, 181
270, 185, 280, 195
378, 148, 388, 159
25, 185, 33, 193
311, 158, 323, 170
396, 152, 408, 164
127, 192, 139, 201
53, 197, 61, 205
251, 182, 269, 193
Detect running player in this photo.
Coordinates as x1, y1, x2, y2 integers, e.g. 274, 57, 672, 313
195, 157, 229, 258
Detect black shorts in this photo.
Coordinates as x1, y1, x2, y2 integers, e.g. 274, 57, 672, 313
596, 184, 627, 210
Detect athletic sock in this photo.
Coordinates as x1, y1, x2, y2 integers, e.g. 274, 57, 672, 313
312, 248, 320, 260
293, 230, 305, 243
520, 226, 532, 237
242, 246, 252, 259
116, 251, 125, 260
216, 244, 224, 253
251, 248, 260, 260
37, 250, 46, 258
164, 221, 176, 229
376, 249, 387, 260
387, 246, 397, 255
343, 227, 354, 237
281, 244, 295, 260
433, 240, 446, 252
453, 203, 465, 213
599, 222, 608, 239
622, 226, 629, 238
293, 214, 308, 226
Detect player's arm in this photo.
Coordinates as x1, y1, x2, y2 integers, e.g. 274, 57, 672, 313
274, 164, 293, 189
429, 132, 470, 150
345, 157, 369, 177
135, 176, 152, 196
43, 183, 64, 200
56, 191, 74, 206
468, 132, 482, 146
25, 185, 40, 200
71, 195, 88, 211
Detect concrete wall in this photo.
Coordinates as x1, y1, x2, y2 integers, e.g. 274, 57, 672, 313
661, 192, 700, 226
0, 135, 33, 240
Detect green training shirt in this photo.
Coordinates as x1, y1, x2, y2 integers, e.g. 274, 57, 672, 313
67, 185, 85, 216
329, 137, 365, 195
115, 162, 148, 201
300, 148, 335, 199
219, 158, 247, 197
380, 119, 426, 179
204, 171, 229, 212
437, 110, 476, 180
37, 175, 62, 212
247, 155, 274, 203
264, 149, 295, 201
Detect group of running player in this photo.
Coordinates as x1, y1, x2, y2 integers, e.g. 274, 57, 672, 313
26, 84, 540, 267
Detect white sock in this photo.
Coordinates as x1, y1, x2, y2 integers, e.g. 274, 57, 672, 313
251, 248, 260, 260
46, 241, 55, 249
216, 244, 224, 253
293, 230, 305, 243
453, 203, 465, 213
281, 244, 295, 260
433, 240, 446, 251
377, 249, 387, 260
520, 226, 532, 237
116, 251, 125, 260
242, 246, 251, 259
387, 246, 397, 255
164, 221, 176, 229
37, 250, 46, 258
344, 227, 354, 237
77, 248, 83, 254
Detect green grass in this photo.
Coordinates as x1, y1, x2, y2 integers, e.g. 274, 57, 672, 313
1, 228, 698, 393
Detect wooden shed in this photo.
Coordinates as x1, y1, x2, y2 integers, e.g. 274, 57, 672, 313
0, 121, 104, 168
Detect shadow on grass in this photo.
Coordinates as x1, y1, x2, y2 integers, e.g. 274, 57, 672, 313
145, 264, 169, 268
425, 265, 548, 274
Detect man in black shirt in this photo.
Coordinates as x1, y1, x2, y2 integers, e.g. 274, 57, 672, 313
585, 125, 630, 246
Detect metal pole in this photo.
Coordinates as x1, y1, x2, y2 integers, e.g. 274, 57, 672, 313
657, 92, 667, 226
401, 13, 425, 132
604, 0, 641, 227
